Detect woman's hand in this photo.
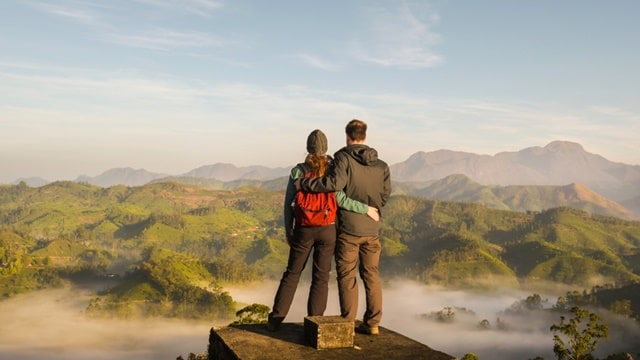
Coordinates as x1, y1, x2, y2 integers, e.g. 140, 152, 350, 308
367, 206, 380, 222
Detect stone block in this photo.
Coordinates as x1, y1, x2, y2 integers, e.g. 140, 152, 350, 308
304, 315, 354, 349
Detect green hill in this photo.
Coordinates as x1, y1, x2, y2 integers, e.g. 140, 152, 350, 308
1, 181, 639, 318
379, 196, 640, 288
86, 247, 235, 320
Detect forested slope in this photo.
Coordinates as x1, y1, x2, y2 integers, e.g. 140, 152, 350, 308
1, 181, 639, 318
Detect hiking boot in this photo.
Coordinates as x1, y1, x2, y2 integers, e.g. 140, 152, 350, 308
267, 320, 280, 332
356, 323, 379, 335
267, 314, 282, 332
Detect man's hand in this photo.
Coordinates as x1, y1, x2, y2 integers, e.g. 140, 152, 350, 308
367, 206, 380, 222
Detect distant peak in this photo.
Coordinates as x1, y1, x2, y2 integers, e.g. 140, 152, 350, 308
443, 173, 473, 183
544, 141, 585, 152
563, 182, 588, 193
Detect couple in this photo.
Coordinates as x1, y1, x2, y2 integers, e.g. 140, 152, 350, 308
268, 119, 391, 336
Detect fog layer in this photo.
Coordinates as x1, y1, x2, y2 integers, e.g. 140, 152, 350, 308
230, 279, 640, 360
2, 280, 638, 360
0, 289, 220, 360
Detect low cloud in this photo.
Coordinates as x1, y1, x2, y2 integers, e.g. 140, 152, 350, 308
0, 289, 218, 360
1, 280, 638, 360
229, 278, 640, 360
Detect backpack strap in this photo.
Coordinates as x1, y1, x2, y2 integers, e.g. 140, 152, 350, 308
296, 162, 313, 177
297, 162, 309, 173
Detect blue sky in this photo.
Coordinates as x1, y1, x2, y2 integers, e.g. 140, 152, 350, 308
1, 0, 639, 183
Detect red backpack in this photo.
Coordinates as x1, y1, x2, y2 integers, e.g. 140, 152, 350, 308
294, 165, 337, 227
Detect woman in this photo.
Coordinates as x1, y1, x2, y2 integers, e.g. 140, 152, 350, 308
268, 129, 378, 331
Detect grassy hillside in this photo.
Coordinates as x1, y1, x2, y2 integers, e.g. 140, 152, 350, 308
1, 181, 639, 318
380, 196, 640, 288
0, 181, 284, 317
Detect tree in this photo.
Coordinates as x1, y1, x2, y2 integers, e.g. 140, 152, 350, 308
461, 354, 479, 360
550, 306, 608, 360
233, 303, 270, 324
508, 293, 547, 314
431, 306, 456, 323
608, 299, 632, 318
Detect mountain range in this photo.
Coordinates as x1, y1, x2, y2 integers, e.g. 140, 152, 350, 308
395, 174, 638, 220
9, 141, 640, 219
390, 141, 640, 202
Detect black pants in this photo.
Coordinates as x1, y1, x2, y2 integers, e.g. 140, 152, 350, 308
270, 224, 336, 321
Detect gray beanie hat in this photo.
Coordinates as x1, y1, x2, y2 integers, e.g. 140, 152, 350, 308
306, 129, 328, 155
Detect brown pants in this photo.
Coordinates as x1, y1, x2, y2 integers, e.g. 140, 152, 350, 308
335, 232, 382, 328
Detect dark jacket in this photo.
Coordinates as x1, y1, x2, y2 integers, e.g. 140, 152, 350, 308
301, 144, 391, 236
284, 161, 370, 239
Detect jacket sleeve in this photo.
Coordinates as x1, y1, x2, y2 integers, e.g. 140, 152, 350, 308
284, 166, 304, 235
381, 164, 391, 207
301, 150, 349, 192
335, 190, 368, 214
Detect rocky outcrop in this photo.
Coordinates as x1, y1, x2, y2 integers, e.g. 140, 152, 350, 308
207, 321, 456, 360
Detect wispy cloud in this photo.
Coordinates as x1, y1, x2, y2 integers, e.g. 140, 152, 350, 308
30, 1, 228, 51
31, 1, 101, 25
351, 2, 443, 69
103, 28, 227, 50
2, 60, 639, 176
294, 53, 340, 71
588, 105, 640, 124
135, 0, 224, 17
0, 68, 210, 109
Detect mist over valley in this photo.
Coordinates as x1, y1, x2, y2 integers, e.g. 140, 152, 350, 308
2, 280, 639, 360
0, 288, 217, 360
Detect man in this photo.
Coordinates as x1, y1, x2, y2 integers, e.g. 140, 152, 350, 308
296, 119, 391, 335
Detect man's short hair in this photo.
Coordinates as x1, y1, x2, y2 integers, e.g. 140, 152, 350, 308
346, 119, 367, 141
